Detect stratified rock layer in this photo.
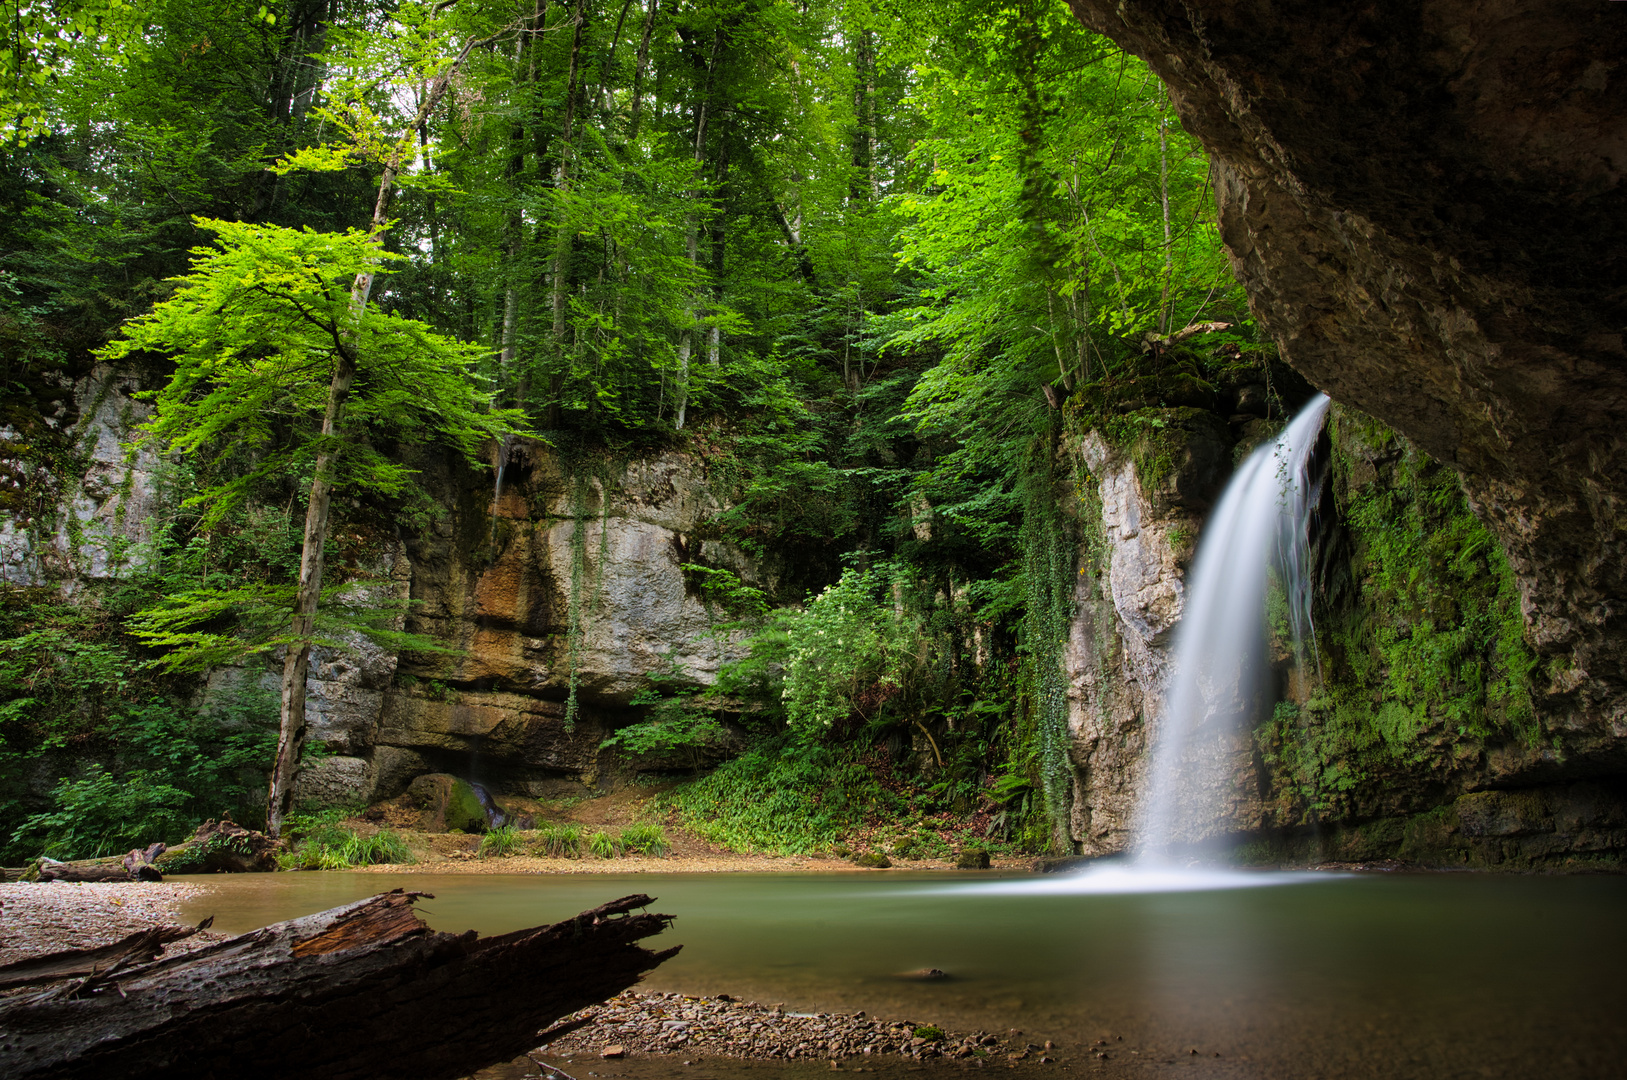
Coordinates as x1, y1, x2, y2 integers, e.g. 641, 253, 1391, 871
1065, 0, 1627, 736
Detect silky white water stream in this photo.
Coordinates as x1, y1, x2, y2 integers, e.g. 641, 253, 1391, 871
1132, 393, 1332, 860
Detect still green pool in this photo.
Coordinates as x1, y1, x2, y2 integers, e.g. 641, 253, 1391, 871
172, 869, 1627, 1079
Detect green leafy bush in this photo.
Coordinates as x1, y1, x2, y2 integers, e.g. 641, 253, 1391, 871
781, 564, 930, 737
665, 738, 905, 855
276, 810, 412, 869
587, 830, 621, 859
9, 766, 194, 860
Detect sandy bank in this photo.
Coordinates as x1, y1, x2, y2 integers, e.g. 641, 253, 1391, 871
0, 881, 225, 968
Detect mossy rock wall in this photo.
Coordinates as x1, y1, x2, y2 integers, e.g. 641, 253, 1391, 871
1065, 395, 1627, 867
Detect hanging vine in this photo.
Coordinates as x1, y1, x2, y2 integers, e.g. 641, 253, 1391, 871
1017, 421, 1079, 853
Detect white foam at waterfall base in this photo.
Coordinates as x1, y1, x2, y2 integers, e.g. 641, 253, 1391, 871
904, 861, 1338, 897
1135, 393, 1333, 859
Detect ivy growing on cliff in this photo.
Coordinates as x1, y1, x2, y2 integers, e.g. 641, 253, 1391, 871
1260, 415, 1541, 819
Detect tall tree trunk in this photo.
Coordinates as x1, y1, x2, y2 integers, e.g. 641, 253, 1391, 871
707, 113, 730, 367
598, 0, 636, 120
266, 30, 501, 837
674, 25, 724, 429
544, 0, 589, 430
627, 0, 659, 144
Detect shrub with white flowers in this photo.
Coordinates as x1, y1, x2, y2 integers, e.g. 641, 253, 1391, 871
781, 564, 928, 737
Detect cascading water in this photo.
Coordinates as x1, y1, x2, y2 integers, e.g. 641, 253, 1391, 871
911, 394, 1338, 896
1135, 393, 1332, 860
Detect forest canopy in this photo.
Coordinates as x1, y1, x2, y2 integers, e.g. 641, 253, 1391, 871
0, 0, 1256, 857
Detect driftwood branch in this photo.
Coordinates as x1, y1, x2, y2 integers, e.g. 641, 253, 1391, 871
0, 890, 678, 1080
1140, 320, 1233, 352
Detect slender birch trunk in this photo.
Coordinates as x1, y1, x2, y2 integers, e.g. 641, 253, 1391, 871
267, 30, 500, 837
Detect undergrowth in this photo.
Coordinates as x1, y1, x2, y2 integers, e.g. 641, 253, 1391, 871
276, 809, 412, 869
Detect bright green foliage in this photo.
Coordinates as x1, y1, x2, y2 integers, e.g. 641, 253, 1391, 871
96, 218, 524, 669
103, 220, 516, 524
587, 829, 621, 859
603, 703, 728, 767
10, 765, 193, 860
603, 648, 729, 767
781, 564, 930, 736
2, 0, 142, 145
665, 739, 907, 855
276, 809, 413, 869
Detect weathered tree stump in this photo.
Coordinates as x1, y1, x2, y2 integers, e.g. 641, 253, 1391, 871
0, 889, 679, 1080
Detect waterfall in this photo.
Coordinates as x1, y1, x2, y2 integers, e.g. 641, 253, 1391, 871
1135, 393, 1332, 860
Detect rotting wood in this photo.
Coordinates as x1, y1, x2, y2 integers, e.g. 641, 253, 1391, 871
0, 889, 678, 1080
21, 819, 279, 883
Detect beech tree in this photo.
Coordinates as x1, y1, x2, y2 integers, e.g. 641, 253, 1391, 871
99, 219, 525, 836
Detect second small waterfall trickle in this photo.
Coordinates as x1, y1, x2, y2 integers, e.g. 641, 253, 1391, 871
1135, 393, 1332, 860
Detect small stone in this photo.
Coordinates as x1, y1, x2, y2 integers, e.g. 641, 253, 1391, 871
1043, 1040, 1055, 1050
1008, 1029, 1023, 1038
601, 1045, 625, 1059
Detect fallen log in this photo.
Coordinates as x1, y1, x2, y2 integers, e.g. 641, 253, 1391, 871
152, 817, 280, 873
21, 819, 281, 882
31, 857, 161, 883
0, 889, 679, 1080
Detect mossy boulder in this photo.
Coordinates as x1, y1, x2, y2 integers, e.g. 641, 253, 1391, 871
954, 847, 990, 870
851, 850, 891, 869
406, 774, 488, 833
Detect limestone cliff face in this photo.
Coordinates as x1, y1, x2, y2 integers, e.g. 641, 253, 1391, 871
0, 365, 163, 586
365, 441, 753, 799
2, 369, 752, 808
1065, 412, 1225, 855
1064, 0, 1627, 746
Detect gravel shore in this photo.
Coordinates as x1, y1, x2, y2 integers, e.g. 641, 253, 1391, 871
537, 990, 1061, 1067
0, 881, 224, 968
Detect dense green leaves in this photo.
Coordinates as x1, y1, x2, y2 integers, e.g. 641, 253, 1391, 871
4, 0, 1266, 853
